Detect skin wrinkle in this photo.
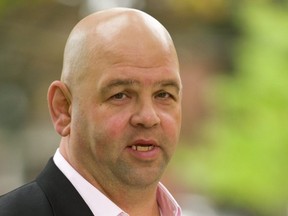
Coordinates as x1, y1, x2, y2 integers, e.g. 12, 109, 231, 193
49, 8, 181, 216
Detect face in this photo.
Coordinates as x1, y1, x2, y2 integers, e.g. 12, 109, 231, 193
68, 33, 182, 190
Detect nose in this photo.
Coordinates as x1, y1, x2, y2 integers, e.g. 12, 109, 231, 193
130, 100, 160, 128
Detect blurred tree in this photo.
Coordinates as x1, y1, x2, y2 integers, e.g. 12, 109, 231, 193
174, 1, 288, 215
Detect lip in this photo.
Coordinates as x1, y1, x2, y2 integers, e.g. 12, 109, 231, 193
126, 138, 160, 160
131, 138, 158, 146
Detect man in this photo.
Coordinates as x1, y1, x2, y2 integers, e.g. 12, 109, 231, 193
0, 7, 182, 216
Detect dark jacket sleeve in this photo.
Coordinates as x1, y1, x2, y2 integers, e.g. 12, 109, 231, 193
0, 181, 53, 216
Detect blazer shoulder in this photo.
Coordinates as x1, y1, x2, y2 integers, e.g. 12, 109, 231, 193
0, 181, 53, 216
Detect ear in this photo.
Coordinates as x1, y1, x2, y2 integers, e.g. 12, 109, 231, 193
47, 81, 72, 137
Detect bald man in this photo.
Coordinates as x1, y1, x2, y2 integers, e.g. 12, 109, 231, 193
0, 8, 182, 216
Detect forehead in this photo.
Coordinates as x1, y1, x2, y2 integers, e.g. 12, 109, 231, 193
73, 42, 180, 96
82, 34, 179, 87
96, 64, 181, 91
92, 33, 176, 71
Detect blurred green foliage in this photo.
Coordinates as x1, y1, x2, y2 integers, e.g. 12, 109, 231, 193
175, 2, 288, 215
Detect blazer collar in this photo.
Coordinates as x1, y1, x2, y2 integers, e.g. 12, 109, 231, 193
36, 158, 94, 216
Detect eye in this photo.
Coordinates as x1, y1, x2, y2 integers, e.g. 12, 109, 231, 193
111, 92, 128, 100
156, 91, 174, 100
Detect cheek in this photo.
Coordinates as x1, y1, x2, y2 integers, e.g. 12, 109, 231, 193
158, 111, 181, 161
106, 117, 126, 137
97, 110, 130, 139
161, 108, 182, 138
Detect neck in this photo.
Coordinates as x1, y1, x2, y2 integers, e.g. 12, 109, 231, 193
113, 188, 160, 216
106, 184, 161, 216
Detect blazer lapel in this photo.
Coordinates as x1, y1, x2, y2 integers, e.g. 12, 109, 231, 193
36, 158, 94, 216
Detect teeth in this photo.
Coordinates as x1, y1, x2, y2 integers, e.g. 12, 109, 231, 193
131, 145, 154, 152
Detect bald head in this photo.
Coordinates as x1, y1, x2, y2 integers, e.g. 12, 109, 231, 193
61, 8, 179, 90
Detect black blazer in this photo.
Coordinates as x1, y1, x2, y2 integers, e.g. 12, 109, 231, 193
0, 158, 94, 216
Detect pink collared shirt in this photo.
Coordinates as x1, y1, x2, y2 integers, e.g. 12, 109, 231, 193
53, 149, 182, 216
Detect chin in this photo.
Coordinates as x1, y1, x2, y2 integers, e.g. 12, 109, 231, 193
124, 168, 165, 188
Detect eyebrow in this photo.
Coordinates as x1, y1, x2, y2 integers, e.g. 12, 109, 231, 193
100, 79, 140, 95
100, 78, 181, 95
155, 80, 182, 93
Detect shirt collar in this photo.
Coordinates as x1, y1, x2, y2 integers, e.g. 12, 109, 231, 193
157, 182, 182, 216
53, 149, 181, 216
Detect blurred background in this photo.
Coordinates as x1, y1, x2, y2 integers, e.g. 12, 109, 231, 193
0, 0, 287, 215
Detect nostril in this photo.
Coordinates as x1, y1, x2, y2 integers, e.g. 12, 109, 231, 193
130, 113, 160, 128
129, 101, 161, 128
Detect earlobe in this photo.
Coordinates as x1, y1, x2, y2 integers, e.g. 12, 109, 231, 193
47, 81, 72, 137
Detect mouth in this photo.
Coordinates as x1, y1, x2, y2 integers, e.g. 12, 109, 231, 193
127, 139, 160, 160
131, 145, 155, 152
128, 139, 159, 152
